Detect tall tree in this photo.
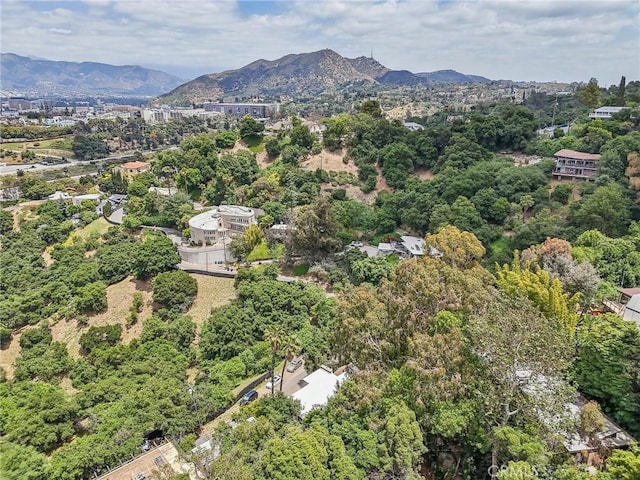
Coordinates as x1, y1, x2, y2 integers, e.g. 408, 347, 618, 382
425, 225, 486, 269
290, 197, 341, 261
496, 253, 580, 333
468, 294, 574, 479
579, 78, 601, 109
264, 324, 286, 395
616, 75, 627, 106
279, 333, 301, 392
574, 314, 640, 436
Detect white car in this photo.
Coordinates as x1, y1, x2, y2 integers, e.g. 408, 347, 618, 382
265, 375, 281, 390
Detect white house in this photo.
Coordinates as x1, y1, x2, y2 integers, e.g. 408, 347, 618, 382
589, 106, 628, 120
71, 193, 102, 206
377, 236, 426, 258
188, 205, 258, 244
403, 121, 424, 131
603, 287, 640, 329
292, 366, 348, 417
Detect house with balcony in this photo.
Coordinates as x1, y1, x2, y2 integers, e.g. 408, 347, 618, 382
553, 149, 600, 180
589, 106, 628, 120
188, 205, 258, 244
602, 287, 640, 329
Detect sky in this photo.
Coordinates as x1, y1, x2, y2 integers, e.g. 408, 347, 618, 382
1, 0, 638, 86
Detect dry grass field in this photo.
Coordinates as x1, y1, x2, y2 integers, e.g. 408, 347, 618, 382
0, 274, 236, 379
50, 277, 154, 360
184, 274, 236, 343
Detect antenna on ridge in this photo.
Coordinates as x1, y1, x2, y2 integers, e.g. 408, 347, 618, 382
370, 48, 373, 59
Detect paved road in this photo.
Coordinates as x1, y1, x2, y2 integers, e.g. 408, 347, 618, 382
0, 148, 168, 177
0, 160, 80, 176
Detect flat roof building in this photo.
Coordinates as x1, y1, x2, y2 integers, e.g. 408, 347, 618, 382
188, 205, 258, 244
589, 106, 628, 120
291, 366, 348, 417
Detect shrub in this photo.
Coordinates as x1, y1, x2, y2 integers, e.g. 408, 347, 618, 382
152, 270, 198, 311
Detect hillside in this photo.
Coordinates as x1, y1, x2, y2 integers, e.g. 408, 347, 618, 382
157, 49, 492, 104
415, 69, 491, 83
160, 49, 376, 103
0, 53, 184, 96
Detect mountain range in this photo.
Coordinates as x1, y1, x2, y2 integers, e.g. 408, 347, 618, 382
158, 49, 491, 104
0, 53, 184, 96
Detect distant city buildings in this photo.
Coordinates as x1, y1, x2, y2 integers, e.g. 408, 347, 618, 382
203, 102, 279, 118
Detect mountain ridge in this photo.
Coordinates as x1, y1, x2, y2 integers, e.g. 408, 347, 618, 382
0, 53, 184, 96
158, 49, 492, 104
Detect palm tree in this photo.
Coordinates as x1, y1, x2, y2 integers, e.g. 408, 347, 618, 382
263, 325, 285, 395
279, 334, 301, 392
519, 194, 535, 222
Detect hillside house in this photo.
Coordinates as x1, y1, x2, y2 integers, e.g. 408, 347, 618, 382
114, 161, 150, 176
291, 365, 349, 417
377, 236, 427, 258
589, 106, 628, 120
602, 287, 640, 328
188, 205, 258, 244
553, 149, 600, 180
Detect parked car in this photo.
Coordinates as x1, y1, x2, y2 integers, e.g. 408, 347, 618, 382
134, 474, 146, 480
240, 389, 258, 405
265, 375, 281, 390
287, 356, 304, 373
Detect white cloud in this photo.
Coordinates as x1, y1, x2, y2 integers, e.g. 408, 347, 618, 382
0, 0, 637, 85
49, 28, 72, 35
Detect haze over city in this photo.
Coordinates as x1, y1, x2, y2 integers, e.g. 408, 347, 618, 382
1, 0, 638, 85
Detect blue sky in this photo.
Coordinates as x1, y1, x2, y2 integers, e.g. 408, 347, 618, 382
1, 0, 638, 85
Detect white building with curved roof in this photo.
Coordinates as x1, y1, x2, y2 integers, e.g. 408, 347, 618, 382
188, 205, 257, 244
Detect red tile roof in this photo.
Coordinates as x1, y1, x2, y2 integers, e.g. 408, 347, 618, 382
554, 149, 601, 161
121, 161, 150, 169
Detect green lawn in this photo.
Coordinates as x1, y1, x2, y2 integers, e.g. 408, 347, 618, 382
246, 241, 284, 262
1, 137, 73, 151
243, 135, 265, 153
63, 217, 110, 246
292, 264, 310, 276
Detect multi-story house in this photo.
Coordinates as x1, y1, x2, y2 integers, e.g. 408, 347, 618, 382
553, 149, 600, 180
188, 205, 258, 244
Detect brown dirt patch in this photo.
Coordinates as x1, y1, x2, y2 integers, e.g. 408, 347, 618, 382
42, 249, 54, 267
50, 276, 154, 359
58, 376, 79, 396
184, 274, 236, 343
335, 184, 378, 206
301, 149, 357, 175
256, 150, 270, 168
0, 326, 37, 380
416, 168, 435, 180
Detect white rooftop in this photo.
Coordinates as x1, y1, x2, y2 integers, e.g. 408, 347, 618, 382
48, 191, 71, 200
622, 294, 640, 328
593, 106, 627, 113
73, 193, 102, 200
292, 366, 347, 416
188, 205, 256, 231
401, 235, 425, 256
377, 242, 395, 252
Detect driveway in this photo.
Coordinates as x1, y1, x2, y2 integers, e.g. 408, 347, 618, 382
261, 366, 308, 397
